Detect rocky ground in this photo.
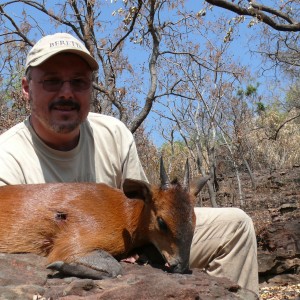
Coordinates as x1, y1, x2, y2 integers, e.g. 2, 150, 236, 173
0, 166, 299, 299
0, 253, 258, 300
213, 165, 300, 299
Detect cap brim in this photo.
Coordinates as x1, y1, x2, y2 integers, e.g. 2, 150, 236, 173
28, 49, 99, 71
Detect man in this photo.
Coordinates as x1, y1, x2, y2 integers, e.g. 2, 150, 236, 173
0, 33, 259, 296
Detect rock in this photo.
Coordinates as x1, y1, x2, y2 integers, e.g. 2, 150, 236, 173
0, 253, 49, 286
279, 203, 298, 214
0, 285, 45, 300
257, 219, 300, 284
0, 253, 257, 300
257, 251, 277, 273
264, 274, 300, 286
62, 279, 95, 296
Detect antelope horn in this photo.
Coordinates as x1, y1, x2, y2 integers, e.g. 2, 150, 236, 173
192, 175, 211, 196
160, 156, 170, 190
183, 159, 190, 191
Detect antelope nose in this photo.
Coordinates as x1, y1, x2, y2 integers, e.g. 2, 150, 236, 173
169, 263, 190, 274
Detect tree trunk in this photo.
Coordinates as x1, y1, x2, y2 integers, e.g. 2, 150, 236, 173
243, 156, 257, 190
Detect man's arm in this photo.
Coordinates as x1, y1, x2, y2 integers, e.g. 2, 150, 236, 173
121, 139, 148, 183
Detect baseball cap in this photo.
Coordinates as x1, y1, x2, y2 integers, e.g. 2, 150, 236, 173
25, 32, 99, 72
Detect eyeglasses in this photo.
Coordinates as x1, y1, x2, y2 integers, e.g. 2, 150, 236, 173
37, 78, 92, 92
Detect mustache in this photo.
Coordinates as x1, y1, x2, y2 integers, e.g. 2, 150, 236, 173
49, 99, 80, 110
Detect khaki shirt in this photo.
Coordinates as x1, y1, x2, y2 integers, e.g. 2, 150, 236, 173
0, 112, 147, 187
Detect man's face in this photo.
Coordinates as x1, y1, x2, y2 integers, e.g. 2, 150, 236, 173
23, 53, 93, 134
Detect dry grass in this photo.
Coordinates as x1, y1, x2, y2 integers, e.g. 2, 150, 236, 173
260, 284, 300, 300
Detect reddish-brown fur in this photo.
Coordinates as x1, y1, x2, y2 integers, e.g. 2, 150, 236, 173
0, 177, 207, 271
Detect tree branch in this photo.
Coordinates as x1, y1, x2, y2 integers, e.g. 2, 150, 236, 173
205, 0, 300, 31
111, 0, 143, 53
128, 0, 160, 133
0, 4, 33, 46
272, 113, 300, 140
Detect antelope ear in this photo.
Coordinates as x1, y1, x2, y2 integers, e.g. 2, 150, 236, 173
122, 179, 152, 203
190, 175, 211, 196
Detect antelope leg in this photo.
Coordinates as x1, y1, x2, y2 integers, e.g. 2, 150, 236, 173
47, 249, 122, 279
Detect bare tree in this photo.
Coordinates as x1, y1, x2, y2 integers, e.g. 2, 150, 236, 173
202, 0, 300, 139
202, 1, 299, 73
1, 0, 299, 199
1, 1, 298, 133
151, 14, 259, 207
204, 0, 300, 32
0, 0, 164, 133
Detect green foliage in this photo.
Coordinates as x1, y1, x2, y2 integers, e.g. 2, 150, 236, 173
237, 83, 259, 98
256, 102, 266, 114
236, 88, 244, 97
245, 84, 258, 97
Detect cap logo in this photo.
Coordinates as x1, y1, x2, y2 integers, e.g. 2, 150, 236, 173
49, 40, 83, 49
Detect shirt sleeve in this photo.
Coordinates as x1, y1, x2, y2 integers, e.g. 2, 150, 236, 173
121, 138, 149, 183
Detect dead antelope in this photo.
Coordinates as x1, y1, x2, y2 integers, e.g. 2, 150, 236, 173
0, 159, 209, 279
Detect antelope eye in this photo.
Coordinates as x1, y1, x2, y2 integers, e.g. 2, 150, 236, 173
157, 216, 168, 232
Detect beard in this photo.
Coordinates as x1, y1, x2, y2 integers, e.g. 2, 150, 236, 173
29, 93, 87, 134
48, 99, 82, 133
49, 118, 81, 134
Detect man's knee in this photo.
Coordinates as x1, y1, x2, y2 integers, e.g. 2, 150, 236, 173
227, 207, 253, 224
194, 207, 254, 226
